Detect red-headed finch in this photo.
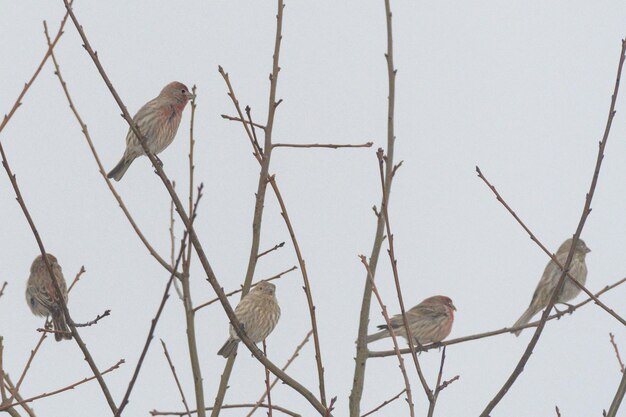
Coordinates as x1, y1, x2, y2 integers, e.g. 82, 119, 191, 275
366, 295, 456, 345
218, 281, 281, 358
107, 81, 195, 181
513, 238, 590, 336
25, 254, 72, 341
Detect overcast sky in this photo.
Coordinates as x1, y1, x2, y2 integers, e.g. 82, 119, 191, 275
1, 1, 626, 416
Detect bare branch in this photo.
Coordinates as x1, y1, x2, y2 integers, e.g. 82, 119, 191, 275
0, 360, 124, 411
74, 310, 111, 327
606, 369, 626, 417
160, 339, 192, 417
272, 142, 373, 149
257, 242, 285, 259
151, 404, 300, 417
67, 266, 86, 293
0, 11, 69, 136
193, 266, 297, 312
246, 330, 313, 417
221, 114, 266, 130
263, 340, 273, 417
360, 388, 406, 417
610, 333, 625, 373
0, 282, 7, 300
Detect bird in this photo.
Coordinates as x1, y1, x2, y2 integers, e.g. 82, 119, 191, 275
25, 253, 72, 341
366, 295, 456, 345
107, 81, 195, 181
512, 238, 591, 336
218, 280, 281, 358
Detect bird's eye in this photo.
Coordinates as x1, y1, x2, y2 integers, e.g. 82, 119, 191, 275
181, 89, 186, 93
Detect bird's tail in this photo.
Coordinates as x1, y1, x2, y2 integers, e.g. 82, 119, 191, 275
107, 155, 136, 181
512, 305, 541, 336
52, 312, 72, 342
217, 338, 239, 357
365, 329, 390, 344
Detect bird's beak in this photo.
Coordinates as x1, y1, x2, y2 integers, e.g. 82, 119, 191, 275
585, 247, 591, 253
451, 303, 457, 311
185, 91, 196, 100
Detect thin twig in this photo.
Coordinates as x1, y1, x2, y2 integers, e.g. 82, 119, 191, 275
169, 183, 184, 300
272, 142, 373, 149
0, 10, 69, 136
426, 347, 459, 417
161, 339, 192, 417
193, 266, 297, 312
6, 334, 47, 405
360, 256, 414, 417
369, 276, 626, 357
376, 148, 432, 402
0, 282, 7, 300
610, 333, 625, 373
221, 114, 266, 130
74, 310, 111, 327
151, 404, 300, 417
257, 242, 285, 259
0, 360, 124, 411
4, 374, 34, 417
263, 340, 273, 417
479, 38, 626, 417
555, 405, 562, 417
360, 388, 406, 417
247, 330, 313, 417
114, 236, 187, 417
67, 265, 86, 293
269, 175, 327, 406
349, 1, 399, 414
43, 21, 181, 279
245, 106, 264, 157
323, 397, 337, 417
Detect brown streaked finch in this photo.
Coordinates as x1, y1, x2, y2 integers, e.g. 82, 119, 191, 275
218, 281, 281, 358
513, 238, 590, 336
366, 295, 456, 345
25, 254, 72, 341
107, 81, 195, 181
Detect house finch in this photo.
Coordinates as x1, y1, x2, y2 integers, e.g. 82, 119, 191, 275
366, 295, 456, 345
512, 238, 591, 336
218, 281, 281, 358
107, 81, 195, 181
25, 254, 72, 341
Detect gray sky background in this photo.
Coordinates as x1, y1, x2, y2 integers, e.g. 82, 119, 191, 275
1, 1, 626, 416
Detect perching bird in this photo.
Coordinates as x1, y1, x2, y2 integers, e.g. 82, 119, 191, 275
218, 281, 281, 358
25, 254, 72, 341
512, 238, 590, 336
107, 81, 194, 181
366, 295, 456, 345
